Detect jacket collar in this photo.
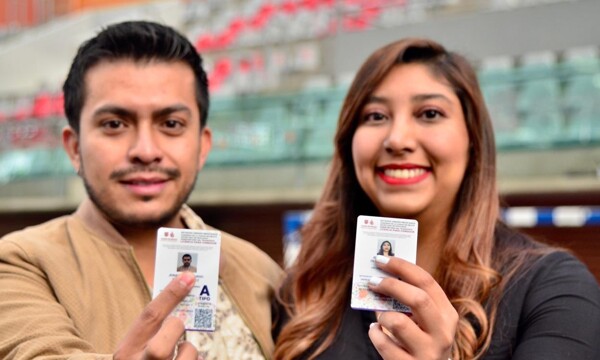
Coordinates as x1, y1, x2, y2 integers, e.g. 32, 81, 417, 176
73, 197, 206, 247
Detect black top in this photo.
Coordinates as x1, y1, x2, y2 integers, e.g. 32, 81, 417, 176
273, 300, 381, 360
273, 228, 600, 359
482, 250, 600, 359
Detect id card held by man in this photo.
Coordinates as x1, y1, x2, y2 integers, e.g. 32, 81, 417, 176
153, 227, 221, 331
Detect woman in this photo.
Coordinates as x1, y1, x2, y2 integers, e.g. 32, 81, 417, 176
377, 241, 394, 257
273, 38, 600, 360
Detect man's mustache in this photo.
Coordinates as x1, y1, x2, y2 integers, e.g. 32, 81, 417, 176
109, 165, 181, 180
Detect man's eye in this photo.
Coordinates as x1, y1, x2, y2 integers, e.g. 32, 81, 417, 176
164, 120, 182, 128
102, 120, 123, 129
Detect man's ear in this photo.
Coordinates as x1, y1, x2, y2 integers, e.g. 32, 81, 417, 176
197, 126, 212, 171
62, 126, 81, 175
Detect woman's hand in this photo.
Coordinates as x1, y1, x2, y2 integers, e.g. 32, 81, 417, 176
367, 255, 457, 360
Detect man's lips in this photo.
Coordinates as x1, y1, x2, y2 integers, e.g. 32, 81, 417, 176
118, 175, 170, 196
119, 176, 169, 185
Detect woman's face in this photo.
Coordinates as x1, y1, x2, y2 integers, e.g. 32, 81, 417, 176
382, 242, 391, 252
351, 63, 469, 224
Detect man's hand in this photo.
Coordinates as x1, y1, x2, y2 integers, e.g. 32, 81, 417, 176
114, 271, 199, 359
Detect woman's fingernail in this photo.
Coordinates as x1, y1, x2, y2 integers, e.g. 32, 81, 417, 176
375, 255, 390, 264
178, 271, 196, 288
369, 322, 378, 329
369, 276, 383, 286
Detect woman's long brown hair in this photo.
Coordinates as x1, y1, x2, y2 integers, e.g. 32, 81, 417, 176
275, 38, 549, 360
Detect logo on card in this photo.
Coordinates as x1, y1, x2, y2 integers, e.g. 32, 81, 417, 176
360, 217, 377, 229
160, 230, 177, 242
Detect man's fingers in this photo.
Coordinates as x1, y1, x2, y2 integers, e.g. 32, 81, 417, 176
174, 341, 199, 360
119, 272, 196, 350
145, 316, 186, 359
150, 272, 196, 319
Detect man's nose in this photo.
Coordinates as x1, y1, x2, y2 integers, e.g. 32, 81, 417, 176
128, 125, 163, 164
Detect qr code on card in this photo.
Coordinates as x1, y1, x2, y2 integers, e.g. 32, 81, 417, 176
194, 308, 213, 330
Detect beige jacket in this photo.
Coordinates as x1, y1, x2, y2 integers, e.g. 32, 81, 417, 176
0, 199, 283, 359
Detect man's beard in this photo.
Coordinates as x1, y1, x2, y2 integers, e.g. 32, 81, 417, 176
80, 163, 197, 229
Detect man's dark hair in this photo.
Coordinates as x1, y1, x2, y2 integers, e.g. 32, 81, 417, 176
182, 254, 192, 259
63, 20, 209, 132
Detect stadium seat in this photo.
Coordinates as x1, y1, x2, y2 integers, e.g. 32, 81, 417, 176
563, 74, 600, 142
516, 78, 564, 146
515, 53, 563, 147
302, 91, 343, 159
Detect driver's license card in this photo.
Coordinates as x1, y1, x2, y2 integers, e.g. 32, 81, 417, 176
351, 215, 418, 312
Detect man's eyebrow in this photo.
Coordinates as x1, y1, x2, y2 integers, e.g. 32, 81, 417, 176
152, 105, 193, 118
92, 105, 134, 118
91, 104, 193, 119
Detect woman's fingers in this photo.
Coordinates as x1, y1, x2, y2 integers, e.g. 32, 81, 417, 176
374, 311, 430, 355
368, 322, 411, 360
374, 255, 449, 307
369, 276, 441, 334
368, 256, 457, 353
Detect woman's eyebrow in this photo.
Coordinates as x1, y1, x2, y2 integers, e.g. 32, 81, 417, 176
411, 93, 453, 104
366, 93, 453, 106
365, 95, 391, 106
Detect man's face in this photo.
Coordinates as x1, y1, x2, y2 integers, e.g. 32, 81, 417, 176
63, 59, 211, 228
182, 256, 192, 267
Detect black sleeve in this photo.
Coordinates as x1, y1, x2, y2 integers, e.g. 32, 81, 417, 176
510, 251, 600, 360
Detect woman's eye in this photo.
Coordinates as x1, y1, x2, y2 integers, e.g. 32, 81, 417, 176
420, 109, 443, 120
363, 112, 387, 122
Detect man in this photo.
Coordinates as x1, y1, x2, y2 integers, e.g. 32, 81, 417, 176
177, 253, 197, 272
0, 21, 283, 359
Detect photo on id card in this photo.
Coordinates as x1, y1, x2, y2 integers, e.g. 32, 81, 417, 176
152, 227, 221, 331
351, 215, 418, 312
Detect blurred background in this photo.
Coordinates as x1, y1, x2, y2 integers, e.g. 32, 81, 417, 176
0, 0, 598, 280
